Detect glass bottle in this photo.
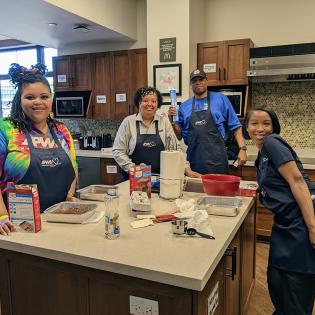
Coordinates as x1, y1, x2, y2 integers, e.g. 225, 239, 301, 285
104, 189, 120, 239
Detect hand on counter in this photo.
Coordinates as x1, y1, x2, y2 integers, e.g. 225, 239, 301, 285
185, 167, 201, 178
0, 215, 15, 236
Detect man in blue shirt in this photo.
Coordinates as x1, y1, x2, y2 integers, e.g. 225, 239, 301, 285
169, 69, 247, 175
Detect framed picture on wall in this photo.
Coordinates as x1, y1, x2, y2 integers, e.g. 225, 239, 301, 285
153, 64, 182, 96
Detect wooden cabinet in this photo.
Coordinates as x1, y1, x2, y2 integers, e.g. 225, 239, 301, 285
197, 39, 253, 86
110, 49, 147, 119
100, 158, 122, 185
87, 48, 147, 119
53, 54, 92, 92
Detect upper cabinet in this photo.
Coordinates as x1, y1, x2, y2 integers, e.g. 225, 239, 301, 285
53, 54, 92, 92
197, 39, 253, 86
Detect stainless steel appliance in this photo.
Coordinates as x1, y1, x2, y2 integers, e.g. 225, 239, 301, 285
55, 97, 84, 117
219, 90, 243, 117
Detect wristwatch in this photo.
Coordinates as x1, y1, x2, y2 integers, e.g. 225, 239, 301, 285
239, 146, 247, 151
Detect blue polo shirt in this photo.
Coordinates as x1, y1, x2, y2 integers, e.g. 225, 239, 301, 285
178, 92, 241, 145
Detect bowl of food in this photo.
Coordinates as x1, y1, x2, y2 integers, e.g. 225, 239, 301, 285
201, 174, 241, 196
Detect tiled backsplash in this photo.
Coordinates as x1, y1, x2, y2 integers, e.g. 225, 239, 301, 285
251, 81, 315, 149
58, 118, 122, 138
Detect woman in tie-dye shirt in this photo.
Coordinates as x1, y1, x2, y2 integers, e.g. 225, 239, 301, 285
0, 63, 78, 235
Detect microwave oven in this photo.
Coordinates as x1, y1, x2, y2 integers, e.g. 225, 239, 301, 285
219, 91, 243, 117
55, 97, 84, 117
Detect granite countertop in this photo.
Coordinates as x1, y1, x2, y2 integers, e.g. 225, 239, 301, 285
0, 181, 254, 291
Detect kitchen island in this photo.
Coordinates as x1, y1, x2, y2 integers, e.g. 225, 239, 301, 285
0, 181, 256, 315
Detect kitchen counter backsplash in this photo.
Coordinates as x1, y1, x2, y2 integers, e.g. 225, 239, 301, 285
251, 81, 315, 149
58, 118, 122, 139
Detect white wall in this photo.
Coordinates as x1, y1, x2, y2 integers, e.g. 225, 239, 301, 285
59, 0, 147, 55
205, 0, 315, 46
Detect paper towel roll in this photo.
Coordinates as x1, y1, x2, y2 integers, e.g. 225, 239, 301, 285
160, 179, 182, 199
160, 151, 185, 179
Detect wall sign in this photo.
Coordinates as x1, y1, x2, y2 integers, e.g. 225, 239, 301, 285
160, 37, 176, 62
57, 74, 67, 83
96, 95, 107, 103
203, 64, 216, 73
116, 93, 127, 102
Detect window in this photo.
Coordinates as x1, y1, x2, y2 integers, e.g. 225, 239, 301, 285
0, 46, 57, 117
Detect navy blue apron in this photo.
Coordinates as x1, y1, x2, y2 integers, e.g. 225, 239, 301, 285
187, 93, 228, 174
19, 127, 75, 212
256, 154, 315, 274
122, 120, 165, 180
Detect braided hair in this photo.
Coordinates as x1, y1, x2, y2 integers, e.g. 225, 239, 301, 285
133, 86, 163, 109
6, 63, 58, 131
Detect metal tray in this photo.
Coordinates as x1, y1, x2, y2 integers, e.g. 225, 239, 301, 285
44, 202, 97, 223
196, 196, 242, 217
77, 185, 118, 201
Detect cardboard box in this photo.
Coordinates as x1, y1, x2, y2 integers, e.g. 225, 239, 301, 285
6, 183, 41, 233
129, 165, 152, 198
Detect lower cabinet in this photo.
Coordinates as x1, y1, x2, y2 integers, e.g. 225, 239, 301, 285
77, 157, 101, 189
0, 203, 256, 315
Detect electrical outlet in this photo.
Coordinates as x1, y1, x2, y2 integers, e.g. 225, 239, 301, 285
129, 296, 159, 315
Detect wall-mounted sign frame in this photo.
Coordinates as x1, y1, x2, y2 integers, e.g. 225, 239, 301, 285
153, 63, 182, 96
160, 37, 176, 62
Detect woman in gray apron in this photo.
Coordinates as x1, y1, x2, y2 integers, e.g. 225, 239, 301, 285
245, 104, 315, 315
0, 63, 77, 235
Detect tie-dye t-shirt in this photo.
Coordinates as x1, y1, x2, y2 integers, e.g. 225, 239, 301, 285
0, 119, 78, 190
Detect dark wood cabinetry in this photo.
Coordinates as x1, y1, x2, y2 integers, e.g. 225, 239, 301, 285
53, 54, 92, 92
197, 39, 253, 86
100, 158, 122, 185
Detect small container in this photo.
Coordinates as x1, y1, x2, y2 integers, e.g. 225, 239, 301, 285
201, 174, 240, 196
169, 89, 179, 122
171, 219, 188, 235
104, 189, 120, 239
73, 139, 80, 150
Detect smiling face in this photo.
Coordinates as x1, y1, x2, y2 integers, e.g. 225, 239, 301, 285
247, 110, 273, 149
139, 92, 158, 120
20, 82, 52, 127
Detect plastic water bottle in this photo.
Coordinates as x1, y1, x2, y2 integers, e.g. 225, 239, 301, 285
169, 88, 179, 122
104, 189, 120, 239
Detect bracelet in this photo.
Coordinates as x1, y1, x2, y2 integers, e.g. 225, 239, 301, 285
0, 214, 9, 221
239, 146, 247, 151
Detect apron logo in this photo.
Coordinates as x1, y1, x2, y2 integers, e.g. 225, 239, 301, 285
143, 141, 156, 148
195, 119, 206, 126
41, 158, 62, 168
263, 157, 268, 162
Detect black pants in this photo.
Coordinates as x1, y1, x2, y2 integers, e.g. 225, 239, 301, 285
267, 266, 315, 315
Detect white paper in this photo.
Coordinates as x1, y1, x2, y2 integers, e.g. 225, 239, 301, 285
57, 74, 67, 83
203, 63, 216, 73
106, 165, 117, 174
116, 93, 127, 102
96, 95, 106, 103
130, 219, 154, 229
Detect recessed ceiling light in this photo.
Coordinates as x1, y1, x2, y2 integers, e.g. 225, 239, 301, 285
73, 24, 91, 33
48, 23, 57, 27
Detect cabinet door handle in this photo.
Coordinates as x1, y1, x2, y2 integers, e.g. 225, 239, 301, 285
223, 68, 226, 81
225, 246, 237, 280
218, 68, 221, 81
128, 104, 131, 115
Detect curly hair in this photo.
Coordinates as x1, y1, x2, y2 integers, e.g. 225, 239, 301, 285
133, 86, 163, 109
6, 63, 58, 132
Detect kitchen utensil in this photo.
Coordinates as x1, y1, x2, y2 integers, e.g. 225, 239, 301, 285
201, 174, 240, 196
186, 228, 215, 239
171, 219, 188, 234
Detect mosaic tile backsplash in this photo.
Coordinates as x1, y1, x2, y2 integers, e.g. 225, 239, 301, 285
60, 81, 315, 149
250, 81, 315, 149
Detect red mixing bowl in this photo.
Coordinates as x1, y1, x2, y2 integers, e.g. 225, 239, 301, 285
201, 174, 241, 196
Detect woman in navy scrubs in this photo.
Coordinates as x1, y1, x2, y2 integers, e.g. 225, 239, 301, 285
245, 104, 315, 315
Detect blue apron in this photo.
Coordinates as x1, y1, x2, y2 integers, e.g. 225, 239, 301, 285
256, 153, 315, 274
19, 127, 75, 212
122, 120, 165, 180
186, 93, 228, 174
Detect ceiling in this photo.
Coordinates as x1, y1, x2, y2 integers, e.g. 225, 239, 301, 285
0, 0, 133, 49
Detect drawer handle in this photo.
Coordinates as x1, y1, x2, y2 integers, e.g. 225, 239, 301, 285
225, 246, 237, 280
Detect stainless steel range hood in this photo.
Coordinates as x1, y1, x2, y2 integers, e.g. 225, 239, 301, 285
247, 43, 315, 82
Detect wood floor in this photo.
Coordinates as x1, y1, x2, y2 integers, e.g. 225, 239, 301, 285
247, 241, 315, 315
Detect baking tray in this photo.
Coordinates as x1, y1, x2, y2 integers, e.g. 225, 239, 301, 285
196, 196, 242, 217
77, 185, 118, 201
44, 202, 97, 223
